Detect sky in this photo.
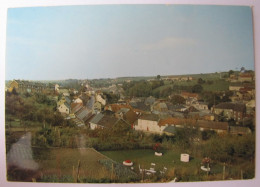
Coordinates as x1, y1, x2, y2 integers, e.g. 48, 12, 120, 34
5, 4, 255, 80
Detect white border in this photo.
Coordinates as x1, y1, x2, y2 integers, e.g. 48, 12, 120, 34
0, 0, 259, 187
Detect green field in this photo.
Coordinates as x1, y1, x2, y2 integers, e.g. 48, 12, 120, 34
101, 149, 215, 181
32, 147, 111, 180
202, 79, 230, 92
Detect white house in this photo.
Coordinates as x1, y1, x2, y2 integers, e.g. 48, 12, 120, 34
96, 94, 106, 106
54, 84, 60, 92
57, 102, 70, 114
134, 114, 166, 134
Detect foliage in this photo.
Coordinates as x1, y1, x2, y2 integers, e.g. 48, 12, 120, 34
103, 92, 119, 104
197, 78, 206, 84
99, 159, 139, 182
192, 84, 203, 93
170, 95, 185, 105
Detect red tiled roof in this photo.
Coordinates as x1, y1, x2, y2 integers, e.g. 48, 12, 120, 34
158, 118, 196, 127
181, 92, 198, 98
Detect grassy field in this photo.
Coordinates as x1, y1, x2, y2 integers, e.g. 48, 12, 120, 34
32, 148, 111, 180
100, 149, 214, 181
202, 79, 230, 92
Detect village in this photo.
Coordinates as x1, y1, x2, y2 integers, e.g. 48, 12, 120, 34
5, 70, 256, 182
6, 70, 255, 136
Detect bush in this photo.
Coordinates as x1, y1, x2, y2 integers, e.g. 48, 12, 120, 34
99, 159, 139, 182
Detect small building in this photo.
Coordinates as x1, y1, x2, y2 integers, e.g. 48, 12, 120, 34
93, 101, 102, 114
89, 113, 119, 130
135, 114, 166, 134
152, 101, 168, 112
96, 93, 106, 106
213, 102, 246, 122
57, 102, 70, 114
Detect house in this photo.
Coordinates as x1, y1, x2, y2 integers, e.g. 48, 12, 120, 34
75, 107, 93, 125
229, 83, 244, 91
193, 101, 208, 110
238, 73, 253, 82
245, 100, 255, 115
129, 101, 150, 112
59, 89, 70, 96
152, 101, 168, 112
197, 120, 228, 134
158, 117, 196, 128
95, 93, 106, 106
169, 104, 187, 112
105, 104, 133, 113
115, 108, 138, 124
213, 102, 246, 122
134, 114, 166, 134
57, 102, 70, 114
89, 113, 119, 130
71, 102, 83, 114
145, 96, 156, 106
185, 97, 198, 105
158, 117, 227, 134
93, 101, 102, 114
54, 84, 60, 92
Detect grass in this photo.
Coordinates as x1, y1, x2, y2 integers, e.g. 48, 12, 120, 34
202, 80, 230, 92
101, 149, 201, 169
100, 149, 251, 181
32, 147, 111, 180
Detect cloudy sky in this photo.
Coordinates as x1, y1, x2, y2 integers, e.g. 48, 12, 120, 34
6, 5, 255, 80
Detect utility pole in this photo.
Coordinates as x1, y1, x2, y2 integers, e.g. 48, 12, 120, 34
222, 162, 226, 180
76, 160, 81, 183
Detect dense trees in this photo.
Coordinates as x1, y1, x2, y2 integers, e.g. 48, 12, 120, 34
192, 84, 203, 93
5, 91, 65, 128
170, 95, 185, 105
103, 92, 119, 104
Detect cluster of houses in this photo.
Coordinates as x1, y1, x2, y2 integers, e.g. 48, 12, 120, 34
55, 86, 253, 136
7, 75, 255, 137
228, 72, 254, 83
7, 80, 50, 93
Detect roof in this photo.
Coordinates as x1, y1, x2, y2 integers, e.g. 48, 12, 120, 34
117, 108, 130, 114
139, 114, 160, 121
64, 102, 70, 109
144, 96, 156, 105
158, 118, 196, 127
75, 107, 92, 122
90, 113, 104, 124
181, 92, 198, 98
130, 101, 150, 111
197, 120, 228, 130
65, 96, 71, 104
90, 114, 118, 128
155, 102, 168, 109
215, 103, 246, 112
71, 102, 83, 113
106, 104, 132, 112
163, 126, 177, 134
